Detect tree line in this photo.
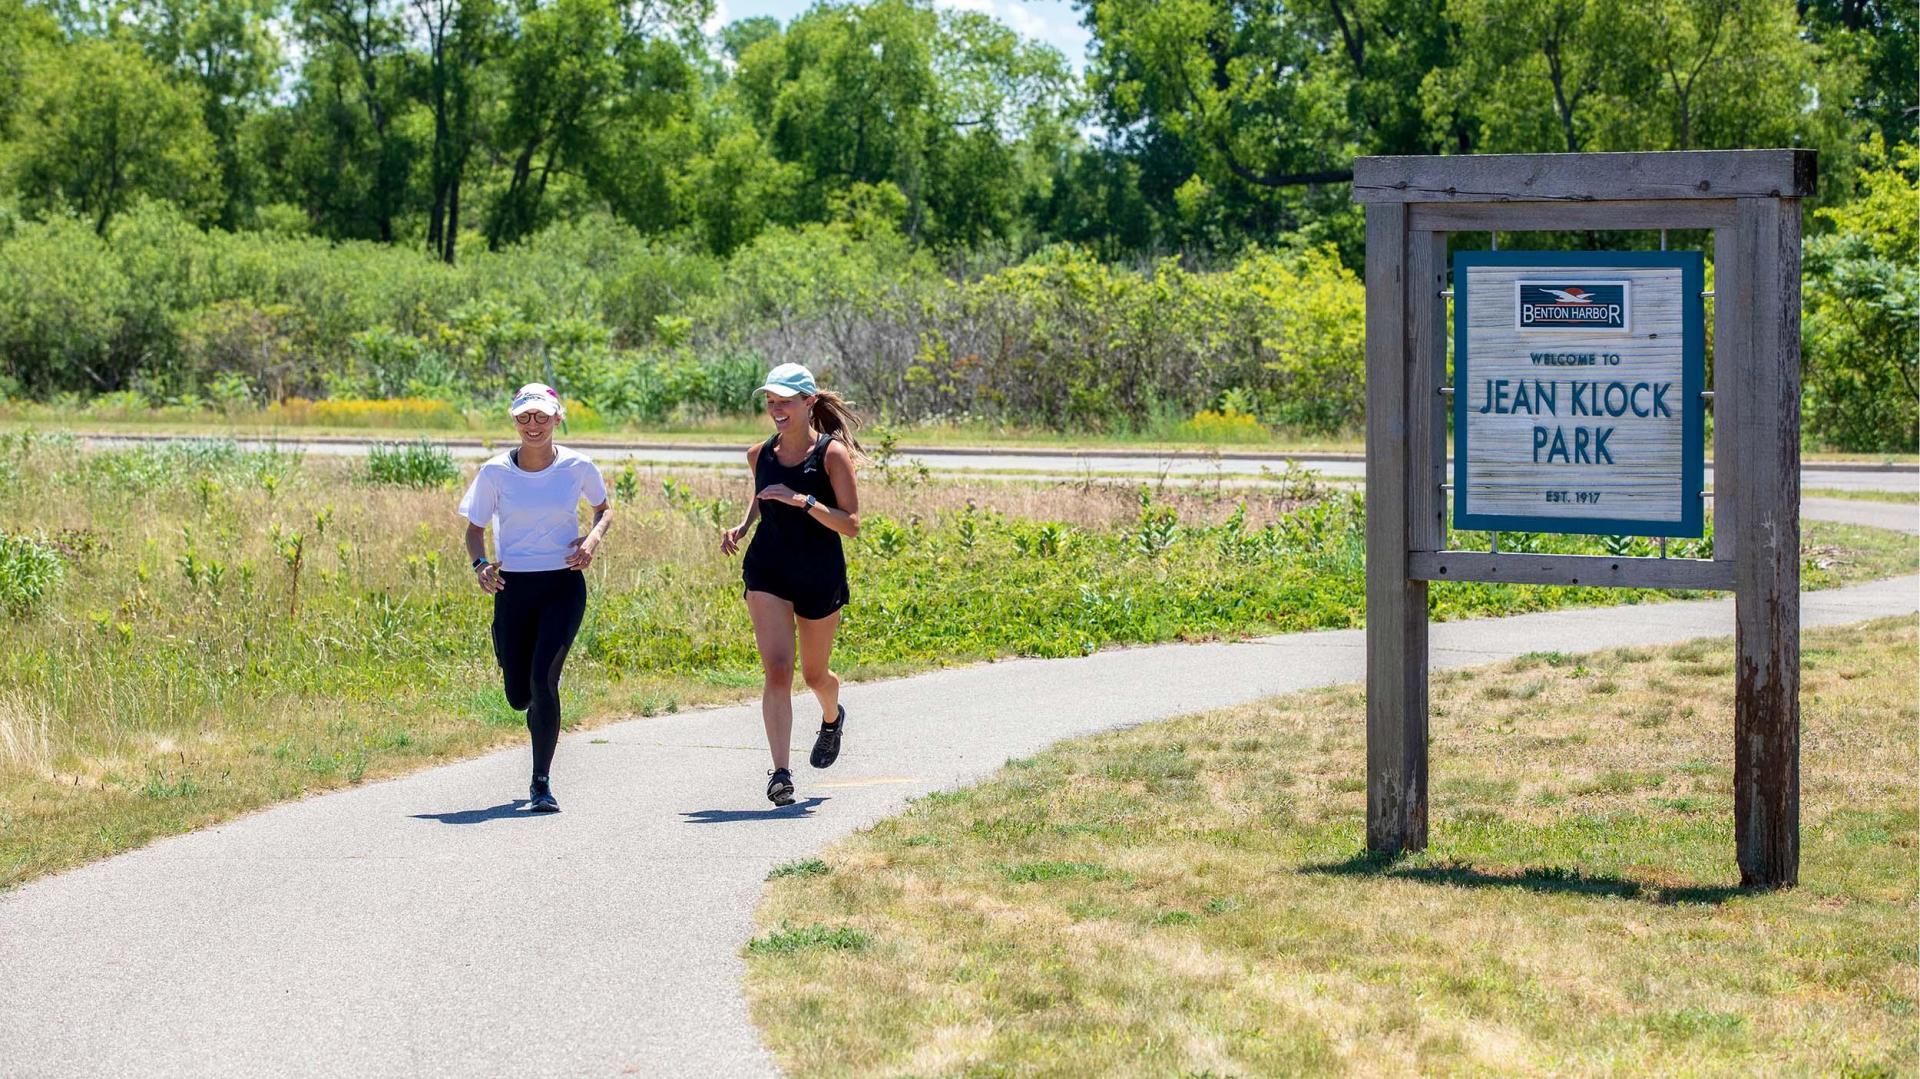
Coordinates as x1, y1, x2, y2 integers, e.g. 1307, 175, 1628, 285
0, 0, 1908, 262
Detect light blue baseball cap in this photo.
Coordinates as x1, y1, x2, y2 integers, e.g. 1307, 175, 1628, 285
754, 363, 817, 399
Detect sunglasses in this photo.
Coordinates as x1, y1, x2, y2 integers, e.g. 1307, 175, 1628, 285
515, 412, 554, 425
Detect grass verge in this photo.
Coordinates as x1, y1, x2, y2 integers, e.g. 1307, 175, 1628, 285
0, 410, 1366, 455
1804, 487, 1920, 505
747, 617, 1919, 1075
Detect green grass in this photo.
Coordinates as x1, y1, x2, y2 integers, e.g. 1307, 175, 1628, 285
1003, 860, 1126, 884
0, 428, 1911, 890
1804, 486, 1920, 504
747, 617, 1920, 1076
768, 858, 830, 880
746, 923, 872, 956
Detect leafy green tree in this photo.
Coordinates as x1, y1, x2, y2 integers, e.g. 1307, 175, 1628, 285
579, 29, 705, 239
1033, 145, 1157, 259
1082, 0, 1359, 188
405, 0, 506, 262
7, 37, 222, 232
1803, 136, 1917, 451
36, 0, 127, 36
1430, 0, 1853, 166
733, 1, 939, 226
131, 0, 284, 227
280, 0, 419, 242
717, 14, 778, 63
1799, 0, 1916, 146
1073, 0, 1444, 252
923, 10, 1079, 247
1082, 0, 1454, 171
1422, 0, 1631, 154
733, 0, 1076, 249
1624, 0, 1855, 171
677, 123, 802, 255
484, 0, 704, 250
0, 0, 61, 144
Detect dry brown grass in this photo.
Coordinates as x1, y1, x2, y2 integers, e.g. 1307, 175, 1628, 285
748, 617, 1920, 1076
0, 693, 54, 776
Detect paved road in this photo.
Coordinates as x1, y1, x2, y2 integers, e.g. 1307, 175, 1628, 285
1801, 497, 1920, 534
2, 557, 1915, 1076
72, 432, 1920, 494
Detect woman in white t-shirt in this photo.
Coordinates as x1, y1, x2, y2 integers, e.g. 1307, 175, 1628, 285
458, 383, 611, 812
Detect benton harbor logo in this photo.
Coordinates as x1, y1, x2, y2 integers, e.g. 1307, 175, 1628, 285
1515, 281, 1629, 331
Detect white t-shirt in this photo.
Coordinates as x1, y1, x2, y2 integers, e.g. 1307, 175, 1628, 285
458, 445, 609, 571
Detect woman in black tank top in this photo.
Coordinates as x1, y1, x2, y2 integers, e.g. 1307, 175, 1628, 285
720, 364, 865, 806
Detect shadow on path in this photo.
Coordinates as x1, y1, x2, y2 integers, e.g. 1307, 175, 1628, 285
411, 801, 536, 824
680, 797, 829, 824
1301, 852, 1749, 906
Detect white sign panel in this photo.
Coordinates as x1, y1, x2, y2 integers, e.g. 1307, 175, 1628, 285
1454, 251, 1705, 537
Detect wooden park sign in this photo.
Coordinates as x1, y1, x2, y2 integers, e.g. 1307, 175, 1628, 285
1353, 149, 1814, 888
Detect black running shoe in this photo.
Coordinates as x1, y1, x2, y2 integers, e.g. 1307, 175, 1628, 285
809, 704, 846, 769
529, 775, 560, 813
766, 767, 795, 807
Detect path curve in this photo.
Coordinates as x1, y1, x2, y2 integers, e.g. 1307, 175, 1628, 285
0, 516, 1913, 1076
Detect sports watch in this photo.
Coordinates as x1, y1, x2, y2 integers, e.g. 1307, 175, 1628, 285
804, 495, 818, 510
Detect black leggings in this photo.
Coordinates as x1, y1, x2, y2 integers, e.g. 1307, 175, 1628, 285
491, 569, 586, 778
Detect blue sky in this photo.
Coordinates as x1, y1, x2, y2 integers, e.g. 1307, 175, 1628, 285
706, 0, 1095, 72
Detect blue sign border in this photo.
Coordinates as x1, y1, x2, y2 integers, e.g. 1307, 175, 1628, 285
1453, 250, 1705, 538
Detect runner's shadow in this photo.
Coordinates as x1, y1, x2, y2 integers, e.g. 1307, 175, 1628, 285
680, 797, 828, 824
411, 801, 536, 824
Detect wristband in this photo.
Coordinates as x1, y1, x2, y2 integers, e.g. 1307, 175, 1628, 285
471, 556, 488, 570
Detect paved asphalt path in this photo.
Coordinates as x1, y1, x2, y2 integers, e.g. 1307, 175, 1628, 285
0, 495, 1913, 1077
73, 432, 1920, 493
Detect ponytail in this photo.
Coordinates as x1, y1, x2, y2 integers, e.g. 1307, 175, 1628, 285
810, 388, 868, 460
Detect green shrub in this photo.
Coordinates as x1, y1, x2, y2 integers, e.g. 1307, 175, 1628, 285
365, 439, 458, 488
180, 299, 311, 401
1239, 245, 1367, 434
0, 200, 1385, 435
77, 439, 291, 493
0, 532, 63, 615
560, 347, 765, 423
0, 214, 131, 393
792, 242, 1367, 434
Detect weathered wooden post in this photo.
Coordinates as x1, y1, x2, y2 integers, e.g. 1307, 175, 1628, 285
1353, 150, 1814, 887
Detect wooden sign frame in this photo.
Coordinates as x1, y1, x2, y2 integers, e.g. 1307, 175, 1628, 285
1353, 149, 1814, 889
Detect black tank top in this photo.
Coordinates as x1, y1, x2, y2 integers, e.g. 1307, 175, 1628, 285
744, 432, 844, 576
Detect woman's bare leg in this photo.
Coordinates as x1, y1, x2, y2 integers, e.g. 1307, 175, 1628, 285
746, 590, 797, 770
797, 609, 842, 726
